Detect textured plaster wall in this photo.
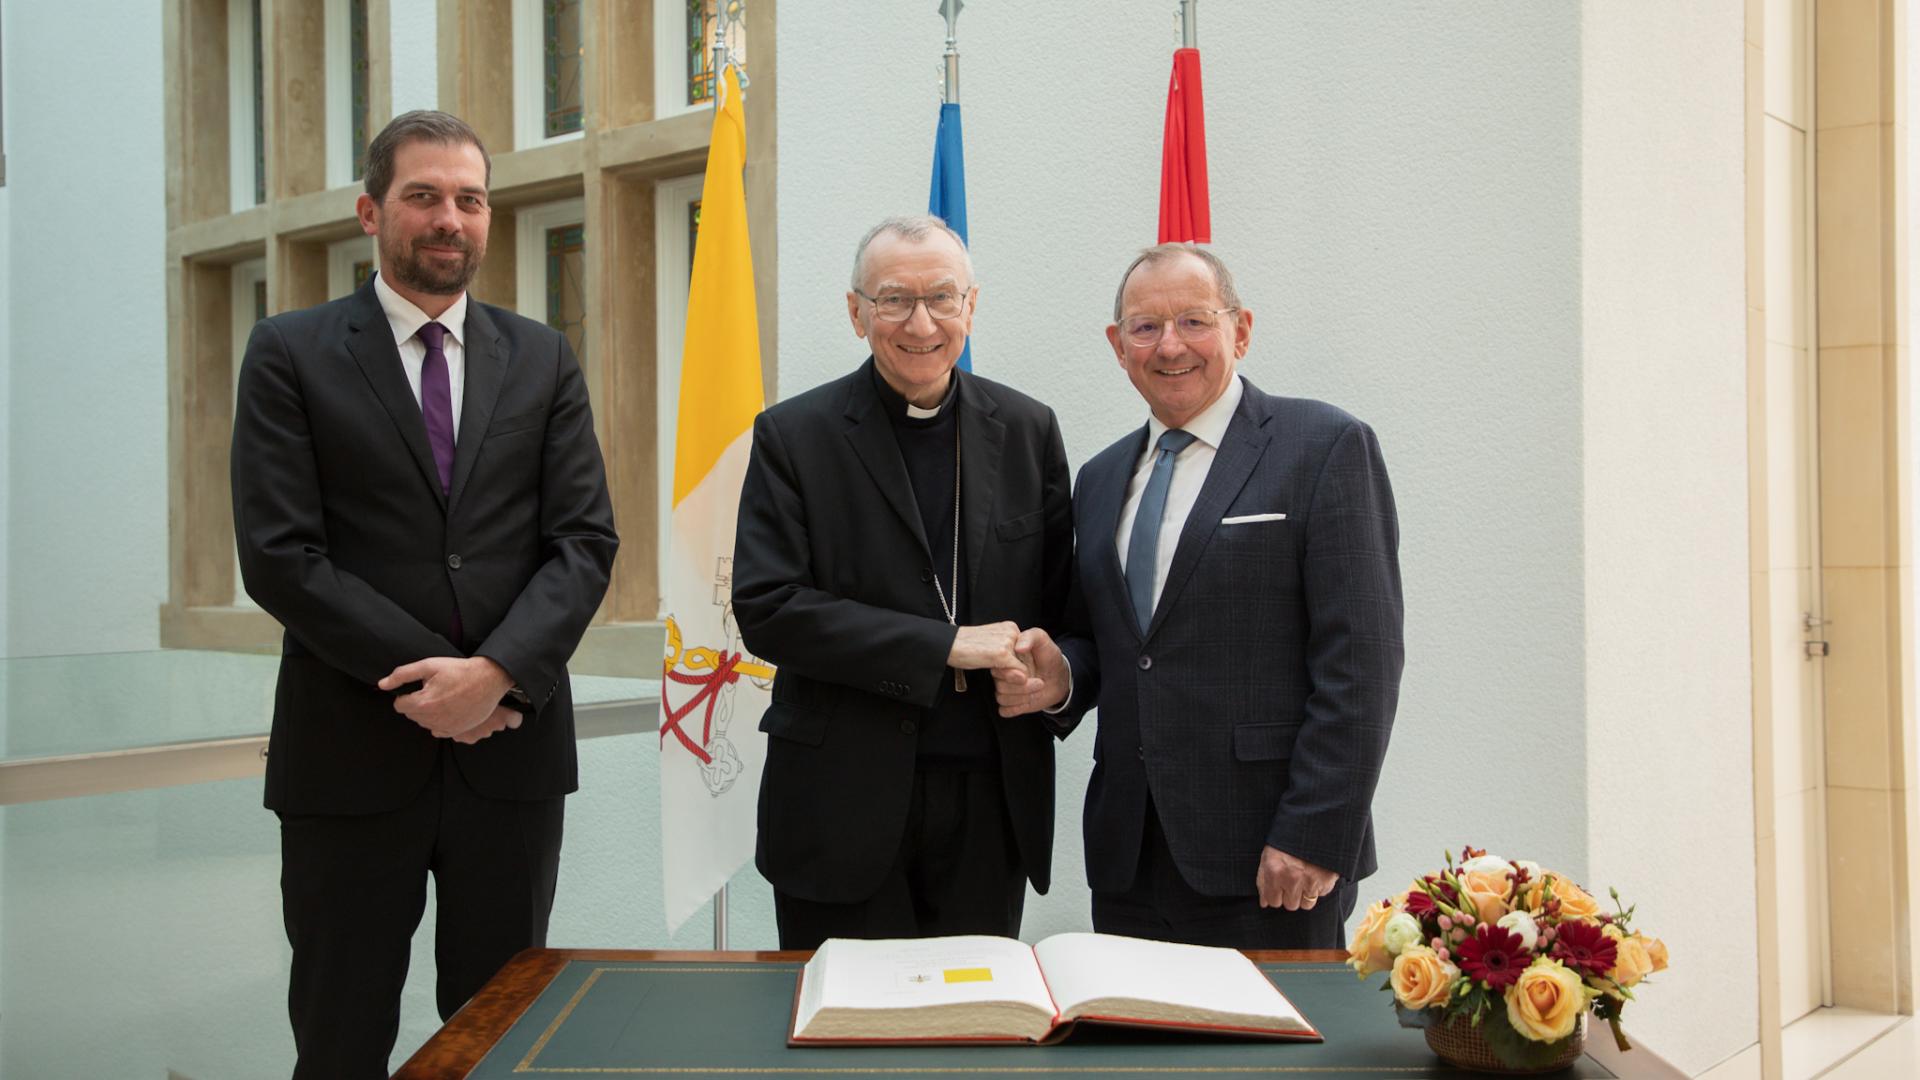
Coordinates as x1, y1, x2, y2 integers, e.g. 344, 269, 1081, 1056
3, 0, 167, 657
778, 0, 1585, 943
1581, 1, 1755, 1073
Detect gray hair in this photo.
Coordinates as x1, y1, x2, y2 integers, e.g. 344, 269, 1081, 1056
1111, 243, 1243, 322
850, 215, 975, 291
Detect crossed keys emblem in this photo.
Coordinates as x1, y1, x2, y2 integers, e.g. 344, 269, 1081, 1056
661, 557, 775, 796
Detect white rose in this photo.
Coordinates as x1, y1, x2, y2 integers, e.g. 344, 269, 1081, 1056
1461, 854, 1515, 877
1383, 912, 1424, 956
1513, 859, 1544, 879
1497, 910, 1541, 951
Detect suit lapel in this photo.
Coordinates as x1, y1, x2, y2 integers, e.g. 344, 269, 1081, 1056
1147, 388, 1273, 639
842, 363, 932, 558
448, 302, 507, 514
345, 281, 446, 510
956, 373, 1005, 597
1083, 428, 1149, 644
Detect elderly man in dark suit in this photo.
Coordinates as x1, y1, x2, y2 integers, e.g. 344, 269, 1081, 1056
732, 215, 1073, 951
995, 244, 1403, 948
232, 111, 617, 1079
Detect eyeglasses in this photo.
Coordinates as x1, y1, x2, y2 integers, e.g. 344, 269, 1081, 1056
854, 286, 972, 322
1117, 307, 1238, 347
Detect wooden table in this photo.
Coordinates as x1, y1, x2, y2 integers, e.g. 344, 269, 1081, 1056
391, 947, 1628, 1079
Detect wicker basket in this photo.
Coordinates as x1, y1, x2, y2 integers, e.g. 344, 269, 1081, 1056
1424, 1013, 1586, 1074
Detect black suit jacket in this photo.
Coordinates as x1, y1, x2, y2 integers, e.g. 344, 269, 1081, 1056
1055, 378, 1403, 896
232, 277, 618, 815
732, 360, 1073, 904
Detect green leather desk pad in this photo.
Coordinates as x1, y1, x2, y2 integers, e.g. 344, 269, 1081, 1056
465, 960, 1616, 1077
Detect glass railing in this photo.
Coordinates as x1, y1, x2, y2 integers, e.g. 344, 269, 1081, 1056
0, 649, 784, 1078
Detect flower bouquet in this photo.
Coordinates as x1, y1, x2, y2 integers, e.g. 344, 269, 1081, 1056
1349, 847, 1668, 1074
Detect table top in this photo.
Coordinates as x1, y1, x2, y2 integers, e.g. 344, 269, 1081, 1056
391, 948, 1619, 1079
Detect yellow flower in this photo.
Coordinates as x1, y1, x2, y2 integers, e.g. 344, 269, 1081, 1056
1646, 937, 1669, 972
1462, 868, 1514, 923
1603, 926, 1655, 988
1390, 945, 1458, 1010
1505, 957, 1593, 1042
1521, 873, 1600, 920
1347, 898, 1399, 976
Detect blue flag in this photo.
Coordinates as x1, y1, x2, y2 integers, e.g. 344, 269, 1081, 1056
928, 101, 971, 371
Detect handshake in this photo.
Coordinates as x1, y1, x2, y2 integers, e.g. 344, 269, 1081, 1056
946, 622, 1073, 718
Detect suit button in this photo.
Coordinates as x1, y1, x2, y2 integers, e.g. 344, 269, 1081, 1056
1136, 745, 1146, 760
1137, 655, 1152, 671
447, 554, 462, 570
920, 568, 933, 583
902, 720, 917, 734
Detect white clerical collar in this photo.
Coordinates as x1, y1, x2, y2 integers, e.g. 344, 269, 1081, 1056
1146, 373, 1244, 451
373, 271, 469, 350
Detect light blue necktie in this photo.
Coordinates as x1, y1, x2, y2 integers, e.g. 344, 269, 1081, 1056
1125, 429, 1198, 633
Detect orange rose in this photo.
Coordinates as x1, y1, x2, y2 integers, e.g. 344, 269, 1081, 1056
1645, 937, 1669, 972
1603, 927, 1654, 988
1505, 957, 1593, 1042
1390, 945, 1458, 1010
1522, 873, 1600, 920
1347, 899, 1398, 976
1461, 868, 1514, 923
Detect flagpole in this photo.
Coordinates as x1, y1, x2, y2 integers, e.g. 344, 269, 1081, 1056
940, 0, 963, 104
705, 0, 744, 954
1179, 0, 1197, 48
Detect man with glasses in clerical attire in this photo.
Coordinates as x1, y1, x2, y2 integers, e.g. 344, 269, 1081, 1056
732, 215, 1073, 949
993, 243, 1404, 949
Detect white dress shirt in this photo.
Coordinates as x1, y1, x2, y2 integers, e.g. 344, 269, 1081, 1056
374, 271, 469, 440
1114, 374, 1246, 616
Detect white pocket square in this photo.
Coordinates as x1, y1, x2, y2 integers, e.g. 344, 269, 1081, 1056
1221, 512, 1287, 525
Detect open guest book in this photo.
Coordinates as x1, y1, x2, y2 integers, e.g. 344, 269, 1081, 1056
788, 932, 1322, 1046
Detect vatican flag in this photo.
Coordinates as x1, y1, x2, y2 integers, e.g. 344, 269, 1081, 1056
658, 64, 773, 934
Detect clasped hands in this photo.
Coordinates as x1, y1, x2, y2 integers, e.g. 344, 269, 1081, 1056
377, 656, 522, 744
945, 623, 1073, 717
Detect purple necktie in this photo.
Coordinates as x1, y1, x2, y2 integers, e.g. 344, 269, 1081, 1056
417, 321, 463, 645
417, 322, 456, 494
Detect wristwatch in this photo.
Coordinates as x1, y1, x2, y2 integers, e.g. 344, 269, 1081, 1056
501, 685, 535, 716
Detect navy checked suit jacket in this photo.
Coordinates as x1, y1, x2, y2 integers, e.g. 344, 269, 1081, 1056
1055, 377, 1403, 897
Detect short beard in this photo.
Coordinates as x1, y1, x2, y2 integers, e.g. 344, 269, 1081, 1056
381, 230, 482, 296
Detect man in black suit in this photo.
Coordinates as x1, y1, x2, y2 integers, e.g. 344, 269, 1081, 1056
732, 215, 1073, 950
232, 111, 618, 1079
995, 244, 1403, 948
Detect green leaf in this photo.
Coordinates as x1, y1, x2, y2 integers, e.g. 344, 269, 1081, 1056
1395, 1003, 1438, 1030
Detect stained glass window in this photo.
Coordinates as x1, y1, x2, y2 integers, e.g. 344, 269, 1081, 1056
688, 200, 701, 280
255, 280, 268, 322
687, 1, 747, 106
545, 0, 584, 138
350, 0, 370, 179
546, 224, 587, 362
252, 0, 266, 203
352, 260, 374, 291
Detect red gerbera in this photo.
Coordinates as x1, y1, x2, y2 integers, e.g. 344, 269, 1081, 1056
1403, 876, 1459, 919
1455, 924, 1529, 990
1552, 919, 1618, 977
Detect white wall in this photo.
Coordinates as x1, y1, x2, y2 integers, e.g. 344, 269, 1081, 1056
389, 0, 437, 117
779, 1, 1587, 941
3, 0, 167, 657
1582, 2, 1754, 1074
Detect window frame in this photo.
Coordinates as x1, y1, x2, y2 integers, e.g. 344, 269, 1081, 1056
510, 0, 586, 150
226, 0, 262, 212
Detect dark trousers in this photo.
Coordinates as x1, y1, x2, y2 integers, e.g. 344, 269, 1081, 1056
1092, 798, 1357, 949
278, 745, 564, 1080
774, 768, 1026, 951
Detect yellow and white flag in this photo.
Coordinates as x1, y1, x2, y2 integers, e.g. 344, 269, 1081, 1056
658, 65, 773, 933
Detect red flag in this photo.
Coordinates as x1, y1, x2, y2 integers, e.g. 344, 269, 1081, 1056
1158, 47, 1211, 243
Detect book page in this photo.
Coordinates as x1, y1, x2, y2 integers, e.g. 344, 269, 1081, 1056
793, 936, 1058, 1039
1033, 933, 1312, 1034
